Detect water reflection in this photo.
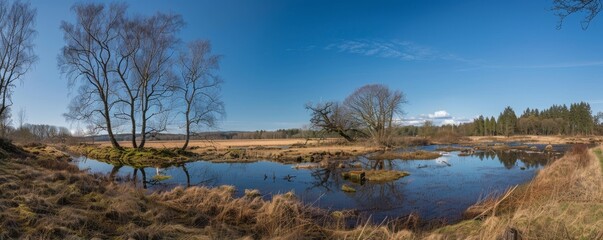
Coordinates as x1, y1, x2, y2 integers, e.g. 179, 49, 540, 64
73, 145, 558, 223
471, 150, 557, 170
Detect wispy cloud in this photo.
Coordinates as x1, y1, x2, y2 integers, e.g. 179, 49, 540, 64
325, 39, 469, 62
457, 61, 603, 71
400, 110, 472, 126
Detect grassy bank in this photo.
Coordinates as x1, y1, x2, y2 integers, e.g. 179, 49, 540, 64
67, 144, 196, 168
0, 141, 414, 239
371, 151, 442, 161
427, 144, 603, 239
2, 140, 601, 239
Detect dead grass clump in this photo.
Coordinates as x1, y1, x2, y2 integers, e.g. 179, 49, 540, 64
445, 146, 603, 240
570, 144, 589, 167
331, 224, 414, 239
371, 151, 441, 161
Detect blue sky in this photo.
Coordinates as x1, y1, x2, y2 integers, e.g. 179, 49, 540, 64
11, 0, 603, 131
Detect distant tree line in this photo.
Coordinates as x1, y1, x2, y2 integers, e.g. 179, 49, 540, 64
398, 102, 601, 138
471, 102, 596, 136
1, 123, 72, 143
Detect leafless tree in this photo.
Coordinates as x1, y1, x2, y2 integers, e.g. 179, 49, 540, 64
16, 107, 25, 129
112, 16, 140, 148
344, 84, 405, 145
0, 106, 11, 137
130, 13, 183, 149
58, 3, 126, 149
553, 0, 602, 29
0, 0, 37, 121
177, 40, 224, 150
305, 101, 363, 142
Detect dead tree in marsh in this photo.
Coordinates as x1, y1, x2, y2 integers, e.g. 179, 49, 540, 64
305, 101, 362, 142
177, 40, 224, 150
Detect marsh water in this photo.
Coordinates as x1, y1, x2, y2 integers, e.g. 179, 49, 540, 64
73, 144, 565, 224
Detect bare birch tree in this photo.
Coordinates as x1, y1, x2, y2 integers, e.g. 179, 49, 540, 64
177, 40, 224, 150
130, 13, 183, 149
58, 3, 126, 149
0, 0, 37, 122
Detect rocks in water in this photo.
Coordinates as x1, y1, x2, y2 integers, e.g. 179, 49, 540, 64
544, 144, 554, 152
341, 184, 356, 192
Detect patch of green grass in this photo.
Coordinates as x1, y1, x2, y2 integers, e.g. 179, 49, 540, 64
70, 145, 196, 168
152, 174, 172, 181
364, 170, 410, 182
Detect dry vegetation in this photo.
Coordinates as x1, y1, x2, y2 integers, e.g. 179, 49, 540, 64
1, 138, 601, 239
92, 138, 381, 164
0, 140, 414, 239
469, 135, 603, 145
433, 144, 603, 239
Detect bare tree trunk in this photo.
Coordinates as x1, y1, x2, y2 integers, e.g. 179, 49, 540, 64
182, 110, 191, 150
130, 104, 137, 148
104, 104, 121, 149
139, 114, 147, 149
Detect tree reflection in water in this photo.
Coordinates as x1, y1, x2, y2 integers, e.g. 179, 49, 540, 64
307, 160, 406, 214
471, 150, 556, 169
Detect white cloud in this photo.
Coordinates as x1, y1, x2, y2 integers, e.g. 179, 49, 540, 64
325, 39, 468, 62
400, 110, 472, 126
428, 110, 451, 119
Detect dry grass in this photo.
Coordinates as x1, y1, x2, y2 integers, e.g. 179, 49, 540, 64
430, 144, 603, 239
90, 139, 381, 164
96, 139, 335, 150
4, 140, 602, 239
371, 151, 441, 161
469, 135, 603, 145
1, 142, 420, 239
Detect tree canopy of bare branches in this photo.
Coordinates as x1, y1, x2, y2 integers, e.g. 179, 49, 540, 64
0, 0, 37, 123
306, 84, 405, 145
553, 0, 602, 29
59, 2, 198, 149
177, 40, 224, 150
130, 12, 183, 149
58, 3, 126, 149
344, 84, 405, 145
305, 101, 362, 142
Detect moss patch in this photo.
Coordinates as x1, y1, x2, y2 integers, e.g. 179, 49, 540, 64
364, 170, 409, 182
69, 144, 196, 168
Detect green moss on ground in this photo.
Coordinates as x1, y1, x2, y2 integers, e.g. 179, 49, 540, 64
69, 145, 197, 168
